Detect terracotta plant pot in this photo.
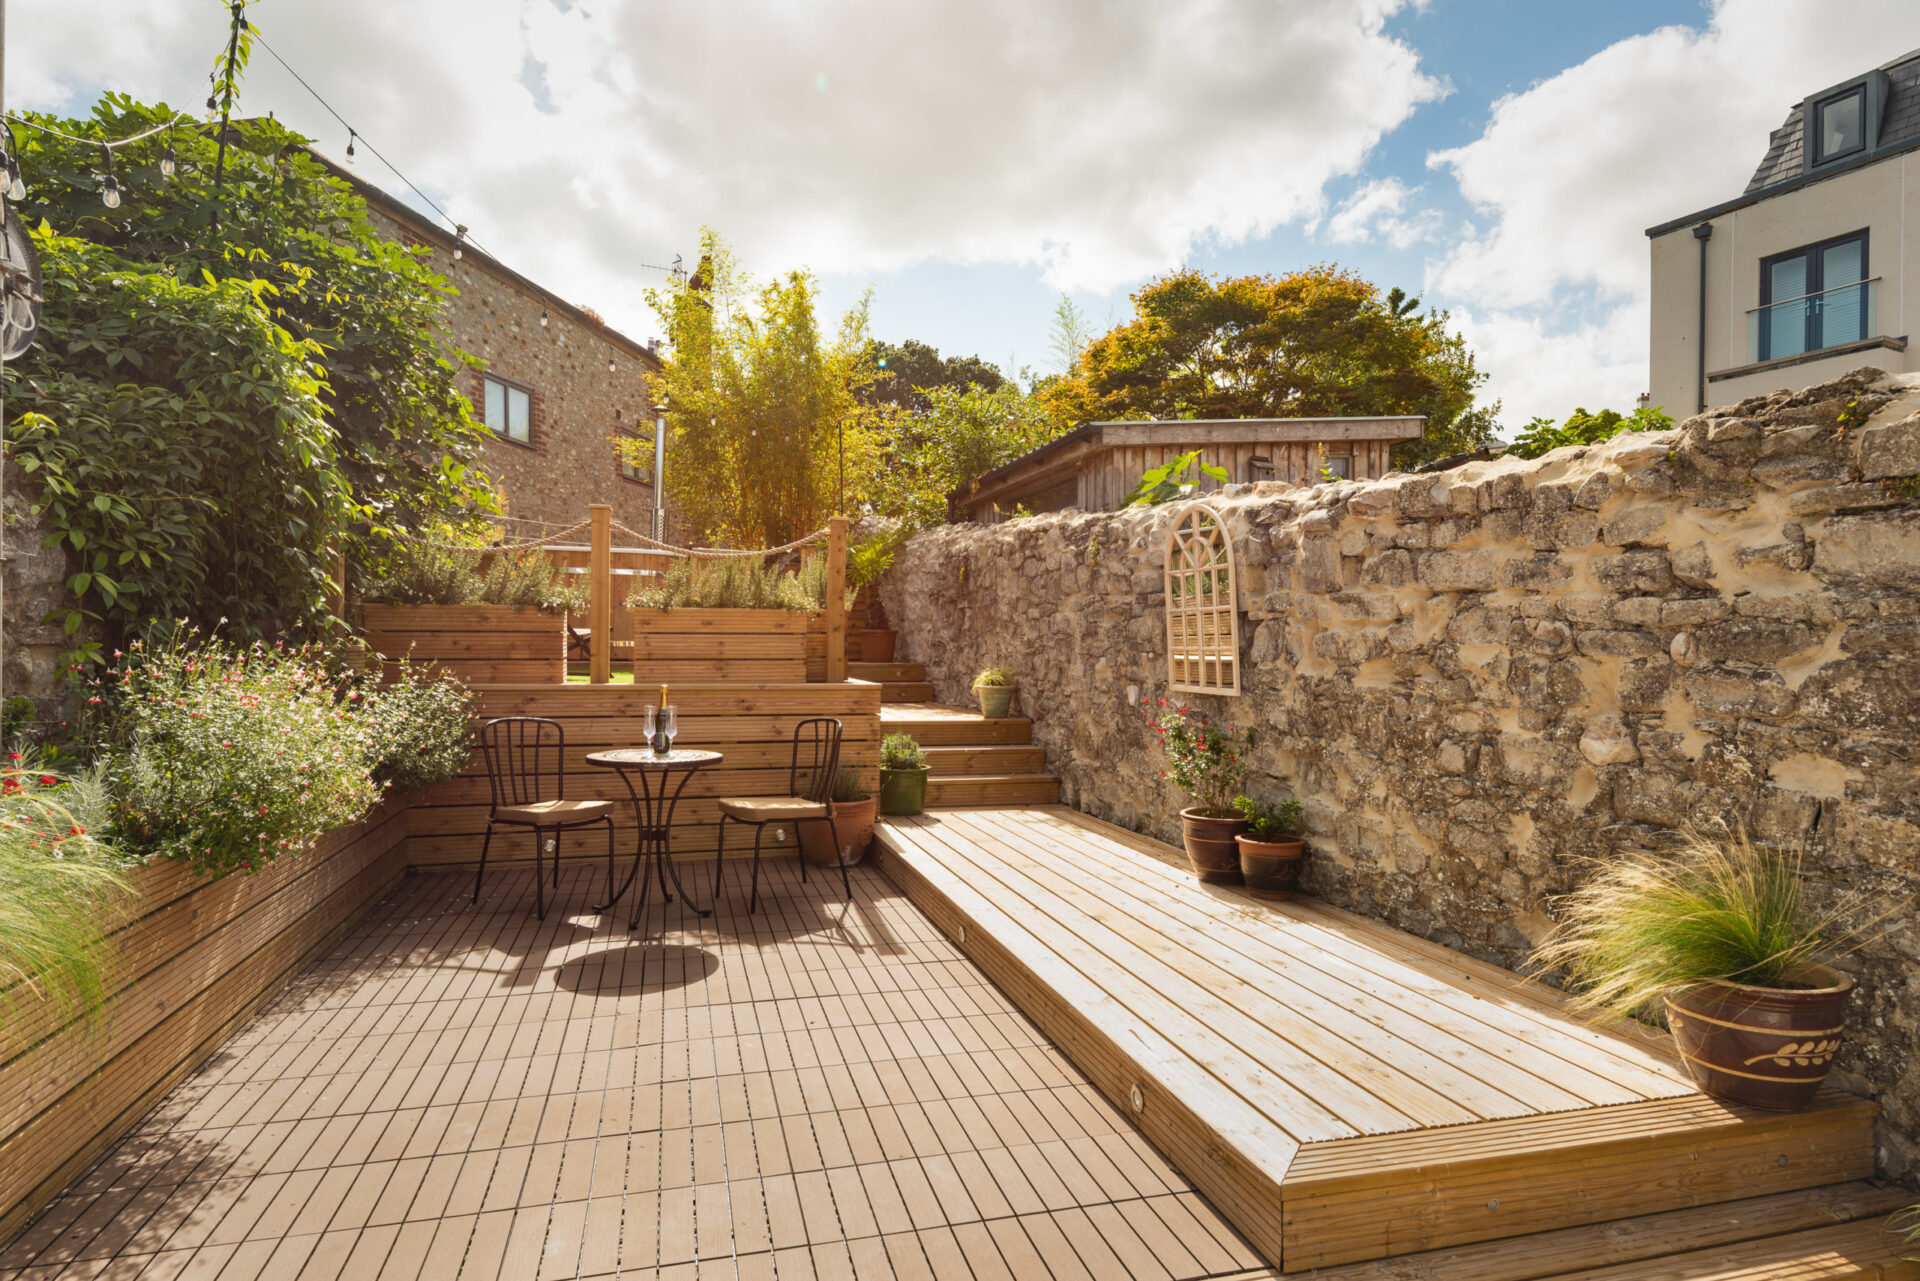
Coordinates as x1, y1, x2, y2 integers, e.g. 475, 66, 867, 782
799, 798, 878, 867
974, 683, 1016, 719
1179, 807, 1246, 883
1236, 834, 1306, 900
861, 630, 897, 662
879, 765, 930, 816
1664, 964, 1853, 1112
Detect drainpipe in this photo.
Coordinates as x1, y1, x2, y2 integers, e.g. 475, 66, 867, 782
1693, 221, 1714, 414
651, 396, 667, 541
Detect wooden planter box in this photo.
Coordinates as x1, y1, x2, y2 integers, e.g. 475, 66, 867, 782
622, 608, 811, 683
363, 604, 567, 685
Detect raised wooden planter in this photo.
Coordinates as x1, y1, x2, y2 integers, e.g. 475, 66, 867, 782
0, 802, 409, 1242
363, 604, 566, 685
622, 608, 809, 683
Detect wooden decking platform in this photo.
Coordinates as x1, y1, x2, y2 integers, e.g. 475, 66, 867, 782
873, 808, 1902, 1276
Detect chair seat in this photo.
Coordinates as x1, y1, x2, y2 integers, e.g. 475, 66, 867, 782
719, 796, 830, 822
493, 799, 614, 825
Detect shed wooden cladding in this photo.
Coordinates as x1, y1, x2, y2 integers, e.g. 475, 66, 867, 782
1165, 505, 1240, 695
407, 680, 883, 867
951, 416, 1424, 524
871, 807, 1879, 1272
0, 802, 407, 1243
363, 602, 566, 684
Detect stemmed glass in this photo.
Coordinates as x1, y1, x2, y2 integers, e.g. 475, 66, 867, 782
662, 705, 678, 751
643, 704, 659, 753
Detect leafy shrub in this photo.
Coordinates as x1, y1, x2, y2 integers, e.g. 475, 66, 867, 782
363, 663, 476, 791
1233, 795, 1302, 839
880, 733, 927, 771
364, 541, 586, 613
1142, 699, 1252, 816
1124, 450, 1229, 507
0, 763, 135, 1032
846, 531, 905, 588
831, 764, 872, 803
95, 634, 384, 877
1505, 406, 1673, 461
628, 555, 855, 613
973, 666, 1017, 687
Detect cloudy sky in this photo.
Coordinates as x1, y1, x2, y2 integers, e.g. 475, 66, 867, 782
15, 0, 1920, 426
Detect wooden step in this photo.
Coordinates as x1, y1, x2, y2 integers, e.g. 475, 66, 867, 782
924, 774, 1061, 806
1294, 1182, 1915, 1280
922, 745, 1047, 776
880, 704, 1033, 746
848, 661, 926, 682
880, 681, 937, 703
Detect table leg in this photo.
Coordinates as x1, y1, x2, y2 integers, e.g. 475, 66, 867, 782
592, 768, 647, 913
659, 764, 712, 919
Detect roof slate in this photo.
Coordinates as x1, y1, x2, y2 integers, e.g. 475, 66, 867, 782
1746, 49, 1920, 193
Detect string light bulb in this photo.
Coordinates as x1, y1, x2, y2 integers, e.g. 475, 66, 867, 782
160, 141, 177, 178
452, 224, 467, 261
608, 353, 616, 373
539, 310, 548, 327
3, 156, 23, 202
345, 129, 357, 163
101, 147, 121, 209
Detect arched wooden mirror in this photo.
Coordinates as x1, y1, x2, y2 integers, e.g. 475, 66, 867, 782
1164, 504, 1240, 695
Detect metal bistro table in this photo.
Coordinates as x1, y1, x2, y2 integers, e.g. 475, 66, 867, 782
585, 748, 723, 932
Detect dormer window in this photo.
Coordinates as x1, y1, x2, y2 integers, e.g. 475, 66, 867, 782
1813, 86, 1866, 164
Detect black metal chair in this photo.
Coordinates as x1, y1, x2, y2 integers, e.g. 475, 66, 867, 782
475, 716, 615, 919
714, 717, 847, 913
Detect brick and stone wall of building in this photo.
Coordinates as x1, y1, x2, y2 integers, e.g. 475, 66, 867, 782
366, 208, 669, 542
882, 368, 1920, 1181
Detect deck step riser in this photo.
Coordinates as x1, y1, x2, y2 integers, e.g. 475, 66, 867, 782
925, 776, 1062, 806
923, 747, 1048, 776
885, 719, 1033, 747
880, 682, 937, 703
848, 662, 926, 682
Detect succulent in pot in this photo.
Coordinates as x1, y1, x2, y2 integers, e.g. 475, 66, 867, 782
801, 765, 877, 867
1142, 700, 1253, 883
972, 666, 1018, 719
1232, 796, 1306, 900
877, 733, 930, 816
1531, 827, 1903, 1113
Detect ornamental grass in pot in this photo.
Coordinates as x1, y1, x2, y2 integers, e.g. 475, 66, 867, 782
1233, 796, 1306, 900
801, 765, 877, 867
877, 733, 930, 816
1532, 827, 1900, 1113
1142, 700, 1253, 884
973, 667, 1017, 719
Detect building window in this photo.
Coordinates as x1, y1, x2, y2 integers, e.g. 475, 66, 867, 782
1755, 231, 1870, 362
483, 375, 532, 444
1322, 454, 1352, 480
1812, 86, 1866, 165
1164, 504, 1239, 697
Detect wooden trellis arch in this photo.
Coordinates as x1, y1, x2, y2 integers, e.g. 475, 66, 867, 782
1164, 504, 1240, 695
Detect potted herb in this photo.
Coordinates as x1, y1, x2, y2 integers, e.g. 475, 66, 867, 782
1532, 828, 1898, 1112
972, 666, 1018, 719
877, 733, 930, 816
800, 765, 878, 867
1233, 796, 1306, 900
1142, 700, 1253, 883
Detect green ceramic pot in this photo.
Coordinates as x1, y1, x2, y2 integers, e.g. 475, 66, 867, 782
879, 765, 931, 815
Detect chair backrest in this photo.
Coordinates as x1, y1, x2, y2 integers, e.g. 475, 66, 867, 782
789, 717, 844, 805
477, 716, 566, 811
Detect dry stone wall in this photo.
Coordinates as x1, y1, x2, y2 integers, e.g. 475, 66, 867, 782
881, 368, 1920, 1180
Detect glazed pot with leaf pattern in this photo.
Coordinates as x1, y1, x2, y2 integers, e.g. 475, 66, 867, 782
1664, 964, 1853, 1112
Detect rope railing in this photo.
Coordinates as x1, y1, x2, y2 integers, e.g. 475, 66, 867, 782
604, 520, 830, 560
389, 519, 593, 553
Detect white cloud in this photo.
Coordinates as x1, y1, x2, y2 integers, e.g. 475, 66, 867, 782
1425, 0, 1920, 424
1324, 176, 1441, 248
14, 0, 1444, 336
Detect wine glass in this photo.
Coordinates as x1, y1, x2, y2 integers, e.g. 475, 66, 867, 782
663, 705, 678, 750
643, 704, 658, 750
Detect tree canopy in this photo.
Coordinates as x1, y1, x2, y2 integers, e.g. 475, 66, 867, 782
1038, 265, 1499, 468
7, 89, 494, 646
861, 339, 1007, 413
870, 383, 1065, 529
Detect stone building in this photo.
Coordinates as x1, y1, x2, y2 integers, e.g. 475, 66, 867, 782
321, 155, 670, 540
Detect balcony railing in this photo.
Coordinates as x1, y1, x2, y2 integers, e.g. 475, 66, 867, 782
1748, 277, 1880, 364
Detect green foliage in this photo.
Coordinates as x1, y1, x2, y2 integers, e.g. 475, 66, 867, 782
1048, 295, 1092, 376
0, 765, 136, 1035
879, 733, 927, 771
363, 663, 476, 791
1531, 828, 1890, 1016
831, 764, 872, 804
8, 94, 495, 645
973, 666, 1017, 688
862, 339, 1007, 412
846, 531, 905, 588
642, 229, 877, 546
1124, 449, 1228, 507
1506, 405, 1674, 461
93, 633, 384, 876
1039, 265, 1499, 470
874, 383, 1070, 529
1142, 699, 1252, 816
1894, 1205, 1918, 1260
627, 555, 850, 613
1233, 795, 1302, 840
361, 539, 586, 613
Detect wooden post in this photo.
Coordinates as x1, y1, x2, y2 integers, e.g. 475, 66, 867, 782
826, 515, 848, 683
589, 504, 613, 685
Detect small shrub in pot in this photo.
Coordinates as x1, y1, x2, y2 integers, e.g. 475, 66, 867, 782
801, 765, 878, 867
972, 666, 1017, 719
1142, 700, 1252, 883
878, 734, 930, 816
1232, 796, 1306, 900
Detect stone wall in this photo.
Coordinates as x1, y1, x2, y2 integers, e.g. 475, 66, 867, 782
1, 460, 80, 728
881, 369, 1920, 1181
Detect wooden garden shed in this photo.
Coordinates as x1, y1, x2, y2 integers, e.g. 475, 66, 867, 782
948, 415, 1425, 524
